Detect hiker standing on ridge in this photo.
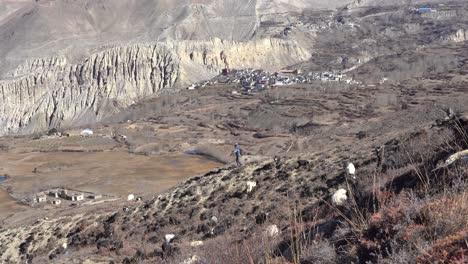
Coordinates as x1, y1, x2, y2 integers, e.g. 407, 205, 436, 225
233, 143, 243, 166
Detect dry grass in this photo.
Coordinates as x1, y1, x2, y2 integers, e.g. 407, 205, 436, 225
418, 193, 467, 240
417, 230, 467, 264
165, 234, 277, 264
172, 159, 466, 263
357, 183, 467, 263
133, 143, 162, 155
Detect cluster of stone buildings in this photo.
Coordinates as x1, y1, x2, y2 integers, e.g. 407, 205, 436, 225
186, 68, 360, 92
32, 189, 103, 206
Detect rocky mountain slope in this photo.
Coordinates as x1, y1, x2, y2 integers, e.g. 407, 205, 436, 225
0, 1, 467, 263
0, 101, 466, 263
1, 38, 468, 262
0, 0, 324, 135
0, 38, 308, 135
1, 0, 467, 135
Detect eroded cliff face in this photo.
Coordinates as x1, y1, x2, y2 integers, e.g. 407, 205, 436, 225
0, 38, 310, 135
174, 38, 310, 84
0, 44, 180, 135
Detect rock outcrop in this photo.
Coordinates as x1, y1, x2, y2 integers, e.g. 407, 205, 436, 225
0, 44, 179, 135
0, 38, 309, 135
452, 29, 467, 43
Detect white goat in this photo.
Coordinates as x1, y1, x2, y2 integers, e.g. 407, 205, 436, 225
346, 162, 356, 180
246, 181, 257, 193
331, 188, 348, 206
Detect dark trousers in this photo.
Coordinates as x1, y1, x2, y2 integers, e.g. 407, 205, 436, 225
236, 156, 242, 166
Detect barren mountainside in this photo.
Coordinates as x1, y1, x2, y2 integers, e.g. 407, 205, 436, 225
0, 0, 467, 263
0, 0, 466, 135
0, 0, 319, 135
0, 38, 308, 134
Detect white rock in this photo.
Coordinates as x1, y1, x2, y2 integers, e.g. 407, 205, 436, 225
165, 234, 176, 243
127, 194, 135, 201
246, 181, 257, 193
62, 242, 68, 249
210, 216, 218, 223
331, 189, 348, 206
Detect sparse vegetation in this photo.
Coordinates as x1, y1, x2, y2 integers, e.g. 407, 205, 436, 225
144, 119, 467, 264
170, 167, 466, 264
1, 1, 468, 263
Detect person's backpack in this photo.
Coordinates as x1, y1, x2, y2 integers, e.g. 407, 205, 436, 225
234, 148, 242, 156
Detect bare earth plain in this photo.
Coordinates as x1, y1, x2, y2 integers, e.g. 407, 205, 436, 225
0, 150, 222, 223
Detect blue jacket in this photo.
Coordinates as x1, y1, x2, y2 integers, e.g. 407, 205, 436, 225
234, 147, 242, 157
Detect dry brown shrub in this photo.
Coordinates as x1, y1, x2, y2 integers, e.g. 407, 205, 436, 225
196, 234, 270, 264
417, 230, 467, 264
418, 194, 468, 240
117, 241, 136, 256
356, 192, 419, 260
359, 187, 467, 262
367, 193, 410, 228
374, 190, 394, 207
402, 224, 425, 242
300, 238, 337, 264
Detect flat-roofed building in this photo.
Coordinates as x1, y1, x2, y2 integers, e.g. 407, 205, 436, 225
33, 195, 47, 203
71, 193, 84, 202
